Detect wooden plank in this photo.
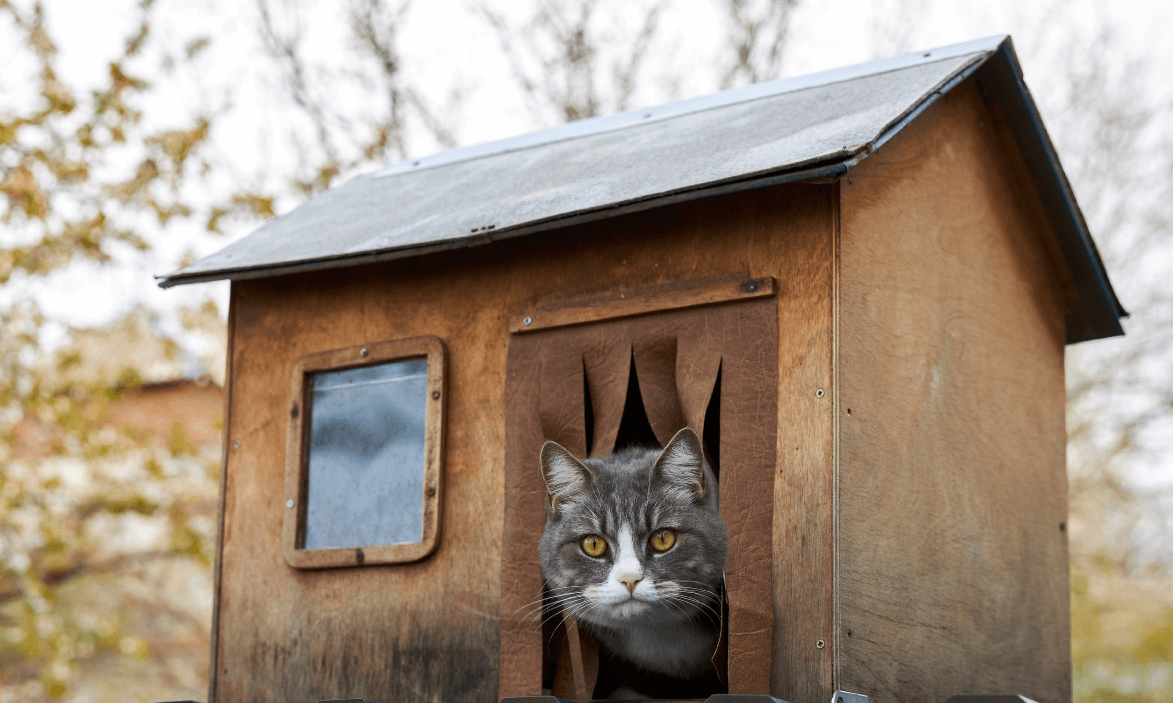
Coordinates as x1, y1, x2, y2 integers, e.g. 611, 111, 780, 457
979, 93, 1088, 343
509, 274, 775, 333
766, 184, 837, 703
837, 78, 1070, 703
207, 287, 236, 703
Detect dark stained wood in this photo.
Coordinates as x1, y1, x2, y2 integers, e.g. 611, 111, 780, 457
510, 274, 775, 333
837, 79, 1070, 703
282, 336, 447, 568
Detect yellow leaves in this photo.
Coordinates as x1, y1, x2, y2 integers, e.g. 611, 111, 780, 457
41, 68, 76, 115
205, 206, 228, 233
232, 192, 276, 219
100, 495, 160, 516
1, 164, 49, 220
27, 21, 54, 58
108, 61, 150, 95
168, 420, 195, 457
109, 158, 160, 201
185, 36, 211, 58
0, 119, 22, 146
146, 118, 210, 173
52, 159, 88, 184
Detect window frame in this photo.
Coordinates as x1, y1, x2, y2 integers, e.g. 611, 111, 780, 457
282, 335, 446, 569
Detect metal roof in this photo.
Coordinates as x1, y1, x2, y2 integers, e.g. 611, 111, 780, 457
159, 35, 1125, 343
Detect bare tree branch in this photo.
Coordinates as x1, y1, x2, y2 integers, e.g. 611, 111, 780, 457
718, 0, 799, 89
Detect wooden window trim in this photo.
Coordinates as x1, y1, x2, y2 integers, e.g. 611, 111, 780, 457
282, 335, 446, 569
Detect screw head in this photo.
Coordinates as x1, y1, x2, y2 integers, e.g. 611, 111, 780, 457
523, 316, 532, 326
816, 388, 825, 398
744, 281, 759, 293
431, 390, 441, 399
816, 639, 825, 649
286, 499, 294, 509
360, 347, 369, 357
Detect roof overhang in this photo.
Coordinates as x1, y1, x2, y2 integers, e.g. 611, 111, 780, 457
159, 35, 1125, 344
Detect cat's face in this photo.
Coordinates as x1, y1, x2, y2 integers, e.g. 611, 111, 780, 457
538, 429, 727, 631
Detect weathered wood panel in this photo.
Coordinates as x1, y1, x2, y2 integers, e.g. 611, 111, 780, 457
215, 182, 834, 703
837, 79, 1070, 703
768, 185, 837, 703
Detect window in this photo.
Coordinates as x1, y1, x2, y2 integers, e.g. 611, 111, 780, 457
283, 336, 446, 568
497, 272, 778, 698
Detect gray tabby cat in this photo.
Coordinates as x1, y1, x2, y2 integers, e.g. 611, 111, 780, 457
539, 428, 727, 694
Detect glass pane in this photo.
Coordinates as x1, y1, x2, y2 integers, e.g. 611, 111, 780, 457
304, 357, 428, 549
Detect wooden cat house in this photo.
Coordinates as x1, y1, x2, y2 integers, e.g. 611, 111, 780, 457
160, 36, 1125, 703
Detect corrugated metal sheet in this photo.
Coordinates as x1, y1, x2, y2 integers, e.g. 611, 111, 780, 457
158, 35, 1125, 343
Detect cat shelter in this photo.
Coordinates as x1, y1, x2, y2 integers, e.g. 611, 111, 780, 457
158, 35, 1125, 703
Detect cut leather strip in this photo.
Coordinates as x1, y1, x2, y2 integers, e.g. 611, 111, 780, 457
716, 298, 778, 694
499, 334, 548, 699
582, 337, 631, 458
675, 327, 723, 446
633, 334, 688, 447
539, 346, 587, 458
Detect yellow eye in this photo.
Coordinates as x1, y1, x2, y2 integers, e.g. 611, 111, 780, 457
649, 529, 676, 552
581, 535, 608, 557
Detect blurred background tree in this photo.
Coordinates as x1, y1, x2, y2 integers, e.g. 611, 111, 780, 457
1, 0, 1169, 701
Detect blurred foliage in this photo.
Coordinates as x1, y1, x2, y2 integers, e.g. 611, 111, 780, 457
1, 0, 1171, 701
0, 0, 227, 698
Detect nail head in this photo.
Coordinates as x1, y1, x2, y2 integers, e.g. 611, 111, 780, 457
431, 391, 440, 399
360, 348, 369, 357
233, 440, 240, 449
286, 499, 294, 509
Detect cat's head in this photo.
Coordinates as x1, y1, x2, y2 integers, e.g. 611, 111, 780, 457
537, 428, 727, 630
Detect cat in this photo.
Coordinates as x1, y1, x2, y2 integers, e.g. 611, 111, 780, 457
538, 427, 727, 698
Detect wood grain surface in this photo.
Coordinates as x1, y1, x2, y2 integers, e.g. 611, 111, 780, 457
836, 78, 1071, 703
214, 181, 833, 703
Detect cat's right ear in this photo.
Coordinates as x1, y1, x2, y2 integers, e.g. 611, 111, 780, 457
540, 441, 594, 515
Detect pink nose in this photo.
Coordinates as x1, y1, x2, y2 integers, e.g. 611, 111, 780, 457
621, 578, 641, 594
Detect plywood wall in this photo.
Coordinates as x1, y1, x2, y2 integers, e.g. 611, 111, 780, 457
837, 79, 1071, 703
213, 183, 836, 703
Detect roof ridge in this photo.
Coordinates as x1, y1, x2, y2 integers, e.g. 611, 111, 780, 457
371, 35, 1008, 180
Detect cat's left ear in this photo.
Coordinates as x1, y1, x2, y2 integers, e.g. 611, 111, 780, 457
540, 440, 595, 515
652, 428, 707, 502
